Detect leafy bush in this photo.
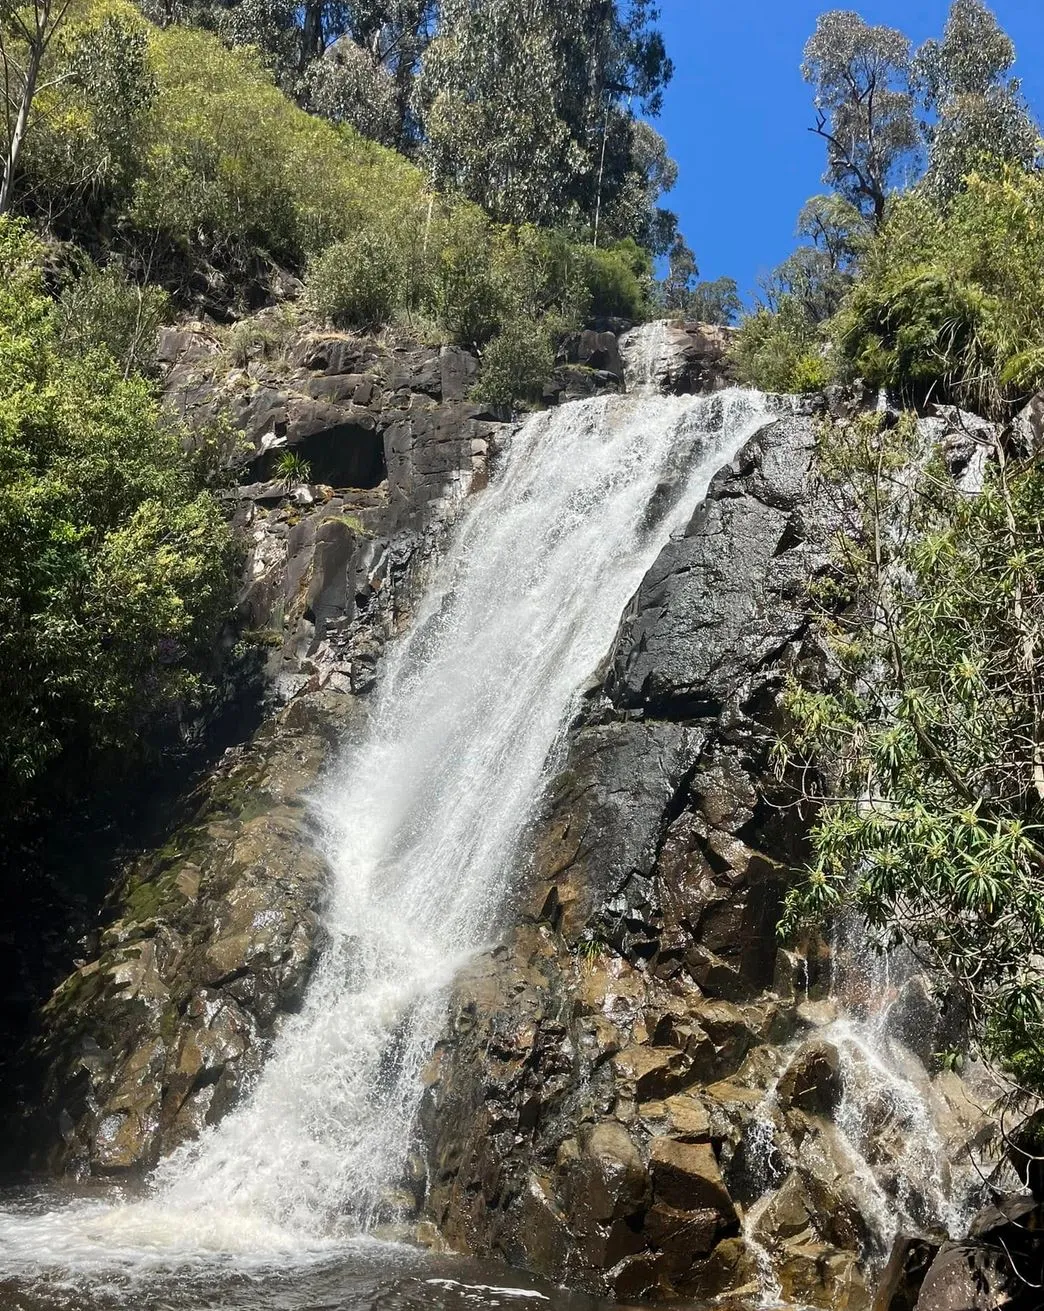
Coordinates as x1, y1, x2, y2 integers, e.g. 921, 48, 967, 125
580, 238, 651, 320
428, 205, 505, 346
12, 4, 658, 355
306, 231, 405, 329
54, 258, 170, 376
127, 24, 427, 269
732, 299, 830, 393
780, 411, 1044, 1089
275, 450, 312, 488
0, 218, 236, 825
476, 318, 555, 408
831, 170, 1044, 415
16, 2, 157, 231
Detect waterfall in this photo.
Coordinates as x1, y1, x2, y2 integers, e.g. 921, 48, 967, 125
0, 331, 774, 1273
737, 919, 993, 1309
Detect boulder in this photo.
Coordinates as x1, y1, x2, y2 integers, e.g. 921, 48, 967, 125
915, 1242, 1022, 1311
648, 1137, 736, 1218
560, 329, 624, 379
776, 1040, 843, 1116
31, 693, 351, 1173
874, 1236, 940, 1311
777, 1241, 871, 1310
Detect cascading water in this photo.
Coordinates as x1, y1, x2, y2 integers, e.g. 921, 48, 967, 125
737, 918, 996, 1309
0, 329, 774, 1291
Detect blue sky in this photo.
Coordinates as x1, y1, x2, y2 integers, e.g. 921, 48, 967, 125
653, 0, 1044, 298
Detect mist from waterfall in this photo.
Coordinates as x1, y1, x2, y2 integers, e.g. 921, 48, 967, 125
0, 330, 774, 1276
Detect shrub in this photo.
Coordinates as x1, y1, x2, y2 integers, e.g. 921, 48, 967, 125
129, 25, 427, 268
732, 299, 830, 393
476, 317, 555, 408
428, 205, 505, 346
274, 450, 312, 488
306, 231, 405, 329
580, 238, 650, 320
780, 410, 1044, 1090
54, 258, 169, 376
15, 2, 157, 232
831, 170, 1044, 415
0, 218, 236, 825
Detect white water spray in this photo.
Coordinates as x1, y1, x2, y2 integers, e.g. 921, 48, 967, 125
0, 332, 774, 1273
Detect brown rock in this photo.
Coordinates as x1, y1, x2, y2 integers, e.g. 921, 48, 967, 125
649, 1137, 736, 1218
777, 1040, 842, 1116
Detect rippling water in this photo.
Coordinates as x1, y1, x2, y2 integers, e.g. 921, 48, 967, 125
0, 1184, 611, 1311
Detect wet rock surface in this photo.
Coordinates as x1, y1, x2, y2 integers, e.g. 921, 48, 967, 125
419, 411, 831, 1298
31, 692, 350, 1173
417, 406, 1002, 1303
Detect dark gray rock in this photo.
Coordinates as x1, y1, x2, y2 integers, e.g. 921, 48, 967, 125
560, 330, 624, 379
873, 1236, 939, 1311
610, 415, 820, 717
915, 1239, 1028, 1311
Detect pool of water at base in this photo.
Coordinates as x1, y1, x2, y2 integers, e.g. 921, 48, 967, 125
0, 1184, 785, 1311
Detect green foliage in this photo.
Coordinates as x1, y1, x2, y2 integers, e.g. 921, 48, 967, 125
54, 257, 169, 376
222, 314, 293, 368
131, 24, 427, 266
2, 0, 157, 223
274, 449, 312, 488
476, 318, 554, 409
730, 193, 865, 394
580, 239, 650, 321
803, 11, 917, 223
0, 217, 236, 825
781, 410, 1044, 1088
685, 277, 742, 327
426, 205, 503, 346
915, 0, 1039, 202
306, 230, 405, 329
416, 0, 673, 244
831, 170, 1044, 415
732, 300, 830, 394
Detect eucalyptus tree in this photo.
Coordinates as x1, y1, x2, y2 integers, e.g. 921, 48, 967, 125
686, 277, 741, 326
915, 0, 1039, 200
0, 0, 74, 214
802, 11, 919, 225
662, 233, 698, 312
180, 0, 435, 147
1, 0, 154, 219
300, 36, 400, 144
414, 0, 673, 243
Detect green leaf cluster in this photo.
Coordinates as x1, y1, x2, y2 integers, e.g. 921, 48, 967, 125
832, 170, 1044, 416
0, 217, 236, 825
782, 410, 1044, 1087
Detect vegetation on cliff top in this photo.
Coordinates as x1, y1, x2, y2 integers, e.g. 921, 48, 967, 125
0, 0, 681, 834
732, 0, 1043, 411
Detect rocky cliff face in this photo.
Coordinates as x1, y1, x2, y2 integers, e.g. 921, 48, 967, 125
416, 405, 996, 1305
162, 321, 502, 699
22, 321, 1002, 1306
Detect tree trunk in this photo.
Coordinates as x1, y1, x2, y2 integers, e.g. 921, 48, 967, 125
0, 45, 42, 217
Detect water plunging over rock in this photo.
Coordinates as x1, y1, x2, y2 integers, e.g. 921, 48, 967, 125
0, 327, 1012, 1307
